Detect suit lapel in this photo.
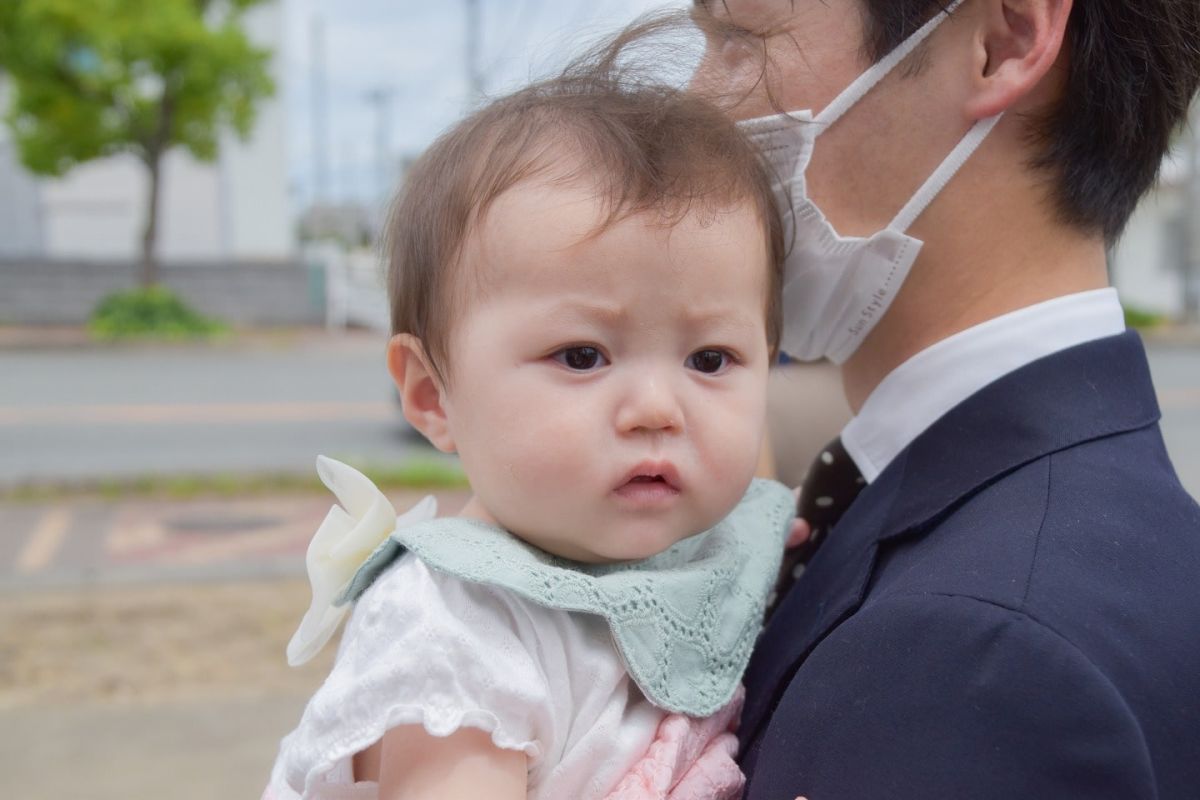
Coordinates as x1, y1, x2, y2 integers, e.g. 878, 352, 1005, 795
740, 455, 905, 742
881, 331, 1159, 537
740, 332, 1163, 749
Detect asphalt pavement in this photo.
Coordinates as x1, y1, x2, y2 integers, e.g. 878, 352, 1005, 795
0, 328, 419, 488
1145, 343, 1200, 496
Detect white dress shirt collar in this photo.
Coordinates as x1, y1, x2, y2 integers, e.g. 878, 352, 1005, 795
842, 288, 1127, 483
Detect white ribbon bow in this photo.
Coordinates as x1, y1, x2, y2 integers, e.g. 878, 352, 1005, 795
286, 455, 438, 666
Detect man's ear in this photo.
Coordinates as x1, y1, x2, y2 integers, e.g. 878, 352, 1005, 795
965, 0, 1072, 120
387, 334, 456, 453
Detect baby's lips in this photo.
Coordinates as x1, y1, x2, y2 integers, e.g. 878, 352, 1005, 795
617, 459, 682, 491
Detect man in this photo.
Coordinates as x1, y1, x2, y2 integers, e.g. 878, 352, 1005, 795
690, 0, 1200, 797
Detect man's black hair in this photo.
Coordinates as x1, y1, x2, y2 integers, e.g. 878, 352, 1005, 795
862, 0, 1200, 242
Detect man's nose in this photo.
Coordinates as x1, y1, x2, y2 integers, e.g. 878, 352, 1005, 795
616, 376, 683, 434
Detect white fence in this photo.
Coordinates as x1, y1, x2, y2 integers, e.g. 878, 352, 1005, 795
309, 243, 391, 332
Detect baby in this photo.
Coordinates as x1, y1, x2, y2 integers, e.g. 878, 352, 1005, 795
264, 58, 793, 800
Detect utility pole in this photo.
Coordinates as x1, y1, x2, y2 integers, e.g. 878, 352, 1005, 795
464, 0, 485, 105
310, 15, 330, 207
365, 87, 396, 204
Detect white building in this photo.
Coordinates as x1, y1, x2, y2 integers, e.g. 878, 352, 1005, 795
1108, 102, 1199, 321
1111, 185, 1186, 319
0, 1, 292, 263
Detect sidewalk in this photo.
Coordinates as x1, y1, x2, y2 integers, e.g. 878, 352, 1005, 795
1142, 321, 1200, 347
0, 487, 469, 800
1, 579, 327, 799
4, 693, 312, 800
0, 323, 376, 352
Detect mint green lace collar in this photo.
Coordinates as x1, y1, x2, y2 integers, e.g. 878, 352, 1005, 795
337, 478, 793, 717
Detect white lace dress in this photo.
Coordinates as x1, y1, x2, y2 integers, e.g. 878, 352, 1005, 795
263, 458, 792, 800
264, 553, 663, 799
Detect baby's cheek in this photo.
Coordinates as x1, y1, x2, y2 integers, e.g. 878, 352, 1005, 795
477, 414, 602, 547
692, 400, 765, 506
703, 387, 765, 460
488, 405, 599, 500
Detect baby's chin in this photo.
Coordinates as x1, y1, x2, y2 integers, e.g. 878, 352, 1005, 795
494, 509, 725, 565
459, 487, 747, 563
588, 518, 719, 563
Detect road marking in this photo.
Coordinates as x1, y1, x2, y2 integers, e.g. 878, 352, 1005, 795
163, 528, 309, 567
0, 401, 397, 426
15, 508, 72, 574
106, 508, 165, 555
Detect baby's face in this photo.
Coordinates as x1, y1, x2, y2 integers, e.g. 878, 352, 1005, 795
442, 176, 772, 562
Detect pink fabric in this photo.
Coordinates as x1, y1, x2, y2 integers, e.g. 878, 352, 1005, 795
263, 692, 749, 800
604, 688, 746, 800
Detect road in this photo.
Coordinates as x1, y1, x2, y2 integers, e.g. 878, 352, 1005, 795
1146, 344, 1200, 497
2, 330, 1197, 494
0, 330, 428, 488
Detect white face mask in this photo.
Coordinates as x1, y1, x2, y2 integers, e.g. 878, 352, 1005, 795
739, 0, 1002, 364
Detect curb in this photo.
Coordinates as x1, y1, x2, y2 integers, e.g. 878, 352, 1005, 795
1141, 324, 1200, 347
0, 325, 387, 352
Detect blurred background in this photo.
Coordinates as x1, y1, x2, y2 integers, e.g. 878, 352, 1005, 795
0, 1, 1197, 797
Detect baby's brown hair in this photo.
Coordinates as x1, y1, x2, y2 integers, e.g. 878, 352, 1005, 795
385, 19, 785, 383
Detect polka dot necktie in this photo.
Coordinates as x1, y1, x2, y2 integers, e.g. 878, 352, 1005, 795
765, 437, 866, 617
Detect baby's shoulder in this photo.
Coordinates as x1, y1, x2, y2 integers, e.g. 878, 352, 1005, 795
277, 555, 652, 798
346, 551, 611, 664
277, 555, 581, 792
354, 551, 555, 625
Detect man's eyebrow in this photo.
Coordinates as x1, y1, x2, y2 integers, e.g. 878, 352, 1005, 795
691, 0, 738, 22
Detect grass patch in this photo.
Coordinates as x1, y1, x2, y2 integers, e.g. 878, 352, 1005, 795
2, 458, 469, 503
360, 459, 471, 489
1124, 305, 1167, 330
88, 286, 229, 341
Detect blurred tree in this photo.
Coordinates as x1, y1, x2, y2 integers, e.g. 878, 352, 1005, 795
0, 0, 275, 286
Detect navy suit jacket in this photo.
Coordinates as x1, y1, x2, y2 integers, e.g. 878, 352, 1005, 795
740, 332, 1200, 799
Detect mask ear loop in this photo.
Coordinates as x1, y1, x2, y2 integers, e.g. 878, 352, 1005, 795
888, 112, 1003, 232
814, 0, 967, 130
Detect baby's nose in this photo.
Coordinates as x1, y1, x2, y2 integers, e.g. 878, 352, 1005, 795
615, 375, 683, 434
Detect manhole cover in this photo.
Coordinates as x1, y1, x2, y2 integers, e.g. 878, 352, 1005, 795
167, 514, 282, 534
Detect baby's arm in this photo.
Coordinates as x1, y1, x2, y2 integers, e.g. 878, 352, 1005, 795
374, 724, 527, 800
604, 688, 745, 800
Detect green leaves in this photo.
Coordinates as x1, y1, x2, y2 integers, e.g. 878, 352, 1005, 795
0, 0, 275, 175
88, 285, 228, 339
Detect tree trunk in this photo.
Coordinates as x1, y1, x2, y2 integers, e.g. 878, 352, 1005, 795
140, 149, 162, 288
140, 87, 177, 289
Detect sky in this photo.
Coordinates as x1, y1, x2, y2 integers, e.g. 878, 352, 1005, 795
281, 0, 689, 209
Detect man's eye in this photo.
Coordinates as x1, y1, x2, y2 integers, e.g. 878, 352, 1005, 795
689, 349, 731, 374
553, 346, 608, 372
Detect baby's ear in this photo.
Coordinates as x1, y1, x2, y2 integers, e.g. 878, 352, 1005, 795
387, 334, 455, 453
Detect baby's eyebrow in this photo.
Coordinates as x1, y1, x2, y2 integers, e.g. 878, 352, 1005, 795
543, 301, 628, 325
683, 308, 761, 332
539, 301, 761, 334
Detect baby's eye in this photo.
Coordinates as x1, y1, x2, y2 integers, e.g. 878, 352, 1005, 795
688, 349, 732, 374
553, 346, 608, 372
